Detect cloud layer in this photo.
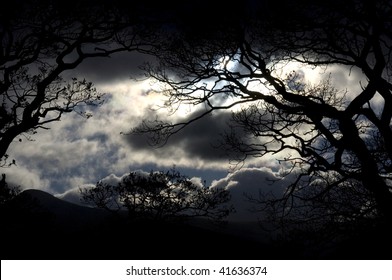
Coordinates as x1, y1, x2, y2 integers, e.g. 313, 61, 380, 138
4, 48, 369, 208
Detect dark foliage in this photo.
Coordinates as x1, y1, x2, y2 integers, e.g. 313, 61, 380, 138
81, 168, 233, 222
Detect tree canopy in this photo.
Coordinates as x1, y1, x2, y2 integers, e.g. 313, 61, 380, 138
131, 0, 392, 228
0, 0, 150, 165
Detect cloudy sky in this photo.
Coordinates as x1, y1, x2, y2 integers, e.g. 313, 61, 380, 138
3, 19, 368, 222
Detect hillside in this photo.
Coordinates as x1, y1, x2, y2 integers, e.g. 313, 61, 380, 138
1, 189, 273, 260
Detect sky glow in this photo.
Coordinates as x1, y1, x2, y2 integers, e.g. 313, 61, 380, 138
2, 38, 372, 223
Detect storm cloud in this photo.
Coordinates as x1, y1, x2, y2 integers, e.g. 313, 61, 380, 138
126, 109, 236, 162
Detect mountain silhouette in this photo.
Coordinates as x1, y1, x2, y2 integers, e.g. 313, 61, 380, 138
1, 189, 273, 260
13, 189, 111, 226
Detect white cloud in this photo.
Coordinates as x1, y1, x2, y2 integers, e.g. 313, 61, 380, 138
99, 173, 125, 186
4, 164, 51, 192
55, 185, 93, 206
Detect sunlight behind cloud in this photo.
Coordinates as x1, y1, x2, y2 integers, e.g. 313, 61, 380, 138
97, 79, 164, 119
272, 60, 323, 87
216, 55, 239, 72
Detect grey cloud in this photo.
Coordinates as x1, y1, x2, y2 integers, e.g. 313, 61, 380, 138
7, 114, 130, 193
73, 52, 154, 85
125, 109, 245, 164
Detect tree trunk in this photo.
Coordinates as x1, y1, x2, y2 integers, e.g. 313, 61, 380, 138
340, 117, 392, 219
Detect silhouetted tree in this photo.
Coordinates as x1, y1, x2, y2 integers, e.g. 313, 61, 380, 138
131, 0, 392, 228
0, 173, 20, 205
81, 168, 233, 222
0, 0, 149, 165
